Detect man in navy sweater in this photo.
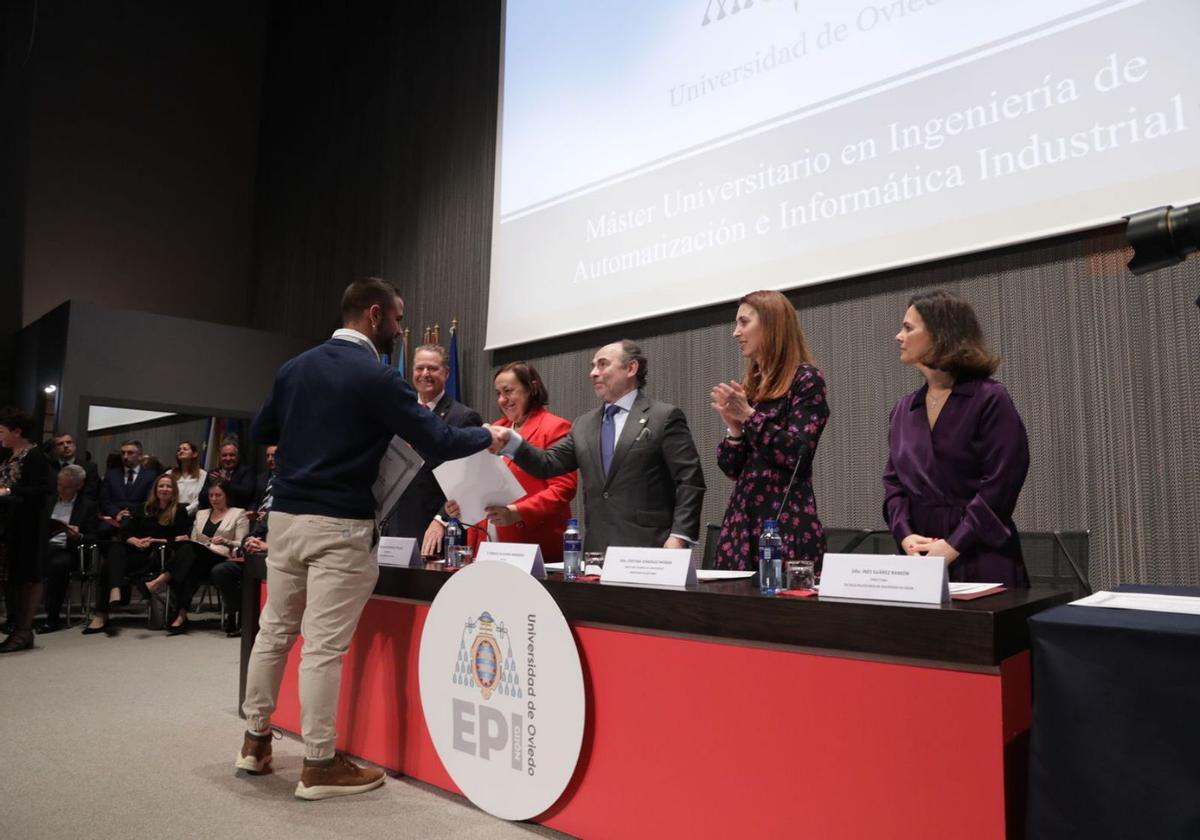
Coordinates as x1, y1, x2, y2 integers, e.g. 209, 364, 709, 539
237, 277, 501, 801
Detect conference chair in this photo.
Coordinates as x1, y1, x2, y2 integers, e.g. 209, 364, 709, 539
1018, 529, 1091, 597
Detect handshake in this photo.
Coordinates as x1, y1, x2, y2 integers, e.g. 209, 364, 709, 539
484, 424, 513, 454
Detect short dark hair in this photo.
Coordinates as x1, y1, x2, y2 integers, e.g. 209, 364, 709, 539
120, 439, 143, 453
208, 478, 234, 502
413, 344, 449, 367
0, 407, 35, 439
52, 431, 74, 443
494, 361, 549, 413
908, 290, 1000, 378
617, 339, 648, 388
341, 277, 398, 321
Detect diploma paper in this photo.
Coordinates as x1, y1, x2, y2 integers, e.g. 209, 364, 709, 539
432, 449, 526, 526
1071, 590, 1200, 616
373, 436, 425, 525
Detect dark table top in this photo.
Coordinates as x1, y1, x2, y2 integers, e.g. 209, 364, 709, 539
247, 556, 1072, 669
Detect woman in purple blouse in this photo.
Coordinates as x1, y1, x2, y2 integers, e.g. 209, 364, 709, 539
711, 290, 828, 571
883, 290, 1030, 587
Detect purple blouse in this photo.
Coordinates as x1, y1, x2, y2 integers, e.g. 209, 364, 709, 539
882, 377, 1030, 587
714, 364, 828, 571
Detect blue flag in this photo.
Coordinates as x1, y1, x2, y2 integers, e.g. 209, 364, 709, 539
447, 329, 461, 401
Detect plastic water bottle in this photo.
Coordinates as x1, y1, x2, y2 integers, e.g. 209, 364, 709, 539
759, 520, 783, 594
563, 519, 583, 581
443, 518, 464, 566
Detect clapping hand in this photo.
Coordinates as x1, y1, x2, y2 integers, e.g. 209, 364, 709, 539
710, 381, 753, 435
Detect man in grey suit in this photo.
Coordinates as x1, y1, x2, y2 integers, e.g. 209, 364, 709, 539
498, 340, 705, 552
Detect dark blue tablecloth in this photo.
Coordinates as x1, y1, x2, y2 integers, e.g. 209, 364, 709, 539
1027, 585, 1200, 840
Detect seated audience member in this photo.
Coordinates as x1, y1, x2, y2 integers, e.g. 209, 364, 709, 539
251, 445, 277, 510
170, 440, 208, 516
0, 407, 55, 653
40, 465, 99, 633
151, 479, 247, 635
213, 449, 276, 637
214, 510, 269, 638
383, 344, 483, 544
49, 432, 100, 504
84, 473, 190, 635
98, 440, 159, 533
204, 440, 255, 509
444, 362, 576, 562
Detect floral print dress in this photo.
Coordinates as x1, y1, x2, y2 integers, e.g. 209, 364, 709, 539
714, 364, 829, 571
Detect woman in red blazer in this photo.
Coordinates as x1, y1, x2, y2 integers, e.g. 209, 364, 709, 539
447, 362, 577, 562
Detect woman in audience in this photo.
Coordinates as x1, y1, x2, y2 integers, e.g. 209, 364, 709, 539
0, 407, 55, 652
171, 440, 208, 517
443, 362, 576, 562
84, 473, 190, 634
883, 289, 1030, 587
153, 479, 247, 635
710, 290, 828, 571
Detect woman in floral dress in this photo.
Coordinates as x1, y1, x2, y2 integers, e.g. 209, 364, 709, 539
710, 290, 829, 571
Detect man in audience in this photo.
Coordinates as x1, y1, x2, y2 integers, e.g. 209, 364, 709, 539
40, 465, 99, 633
98, 440, 159, 533
498, 339, 706, 551
238, 277, 501, 800
50, 432, 100, 504
252, 445, 277, 510
382, 344, 483, 551
208, 441, 255, 509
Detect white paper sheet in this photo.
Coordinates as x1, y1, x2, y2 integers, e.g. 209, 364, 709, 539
949, 583, 1006, 595
373, 436, 425, 525
1070, 590, 1200, 616
696, 570, 756, 582
432, 449, 527, 525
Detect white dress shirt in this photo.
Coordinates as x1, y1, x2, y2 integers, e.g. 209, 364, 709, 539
331, 328, 381, 362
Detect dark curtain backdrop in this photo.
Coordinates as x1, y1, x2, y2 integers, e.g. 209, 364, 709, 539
250, 1, 1200, 590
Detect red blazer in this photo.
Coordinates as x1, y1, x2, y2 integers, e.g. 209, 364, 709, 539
466, 407, 577, 562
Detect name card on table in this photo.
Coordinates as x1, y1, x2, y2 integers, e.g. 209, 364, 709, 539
819, 554, 949, 604
601, 547, 696, 587
377, 536, 422, 567
475, 542, 546, 579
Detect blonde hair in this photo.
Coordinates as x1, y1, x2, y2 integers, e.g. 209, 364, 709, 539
145, 473, 181, 526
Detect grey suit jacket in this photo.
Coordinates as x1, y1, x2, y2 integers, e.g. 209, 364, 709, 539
510, 391, 705, 552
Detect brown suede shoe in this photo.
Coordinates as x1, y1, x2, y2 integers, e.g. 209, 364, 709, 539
294, 753, 385, 801
234, 729, 276, 774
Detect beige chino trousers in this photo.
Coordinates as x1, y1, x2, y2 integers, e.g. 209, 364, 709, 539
242, 511, 379, 760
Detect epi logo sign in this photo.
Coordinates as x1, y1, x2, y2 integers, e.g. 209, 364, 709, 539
419, 562, 584, 821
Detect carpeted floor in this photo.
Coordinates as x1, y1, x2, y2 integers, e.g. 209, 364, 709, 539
0, 609, 568, 840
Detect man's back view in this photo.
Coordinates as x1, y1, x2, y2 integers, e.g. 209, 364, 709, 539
236, 278, 500, 800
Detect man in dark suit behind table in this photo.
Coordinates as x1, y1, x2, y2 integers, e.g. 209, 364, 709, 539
499, 339, 705, 552
381, 344, 483, 554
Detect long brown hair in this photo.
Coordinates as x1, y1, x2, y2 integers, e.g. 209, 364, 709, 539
909, 290, 999, 378
740, 290, 815, 403
145, 473, 180, 526
172, 440, 201, 480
